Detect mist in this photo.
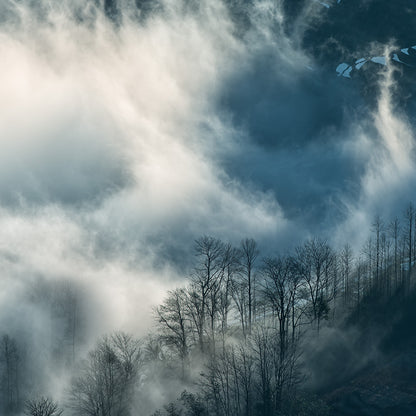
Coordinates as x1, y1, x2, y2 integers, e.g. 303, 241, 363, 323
1, 0, 416, 415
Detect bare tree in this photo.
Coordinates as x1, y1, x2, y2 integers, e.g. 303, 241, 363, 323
0, 334, 20, 414
230, 275, 249, 338
405, 203, 414, 292
296, 239, 335, 333
191, 236, 226, 353
240, 239, 259, 334
340, 244, 354, 306
372, 215, 383, 293
218, 245, 241, 342
25, 397, 62, 416
69, 332, 142, 416
200, 342, 255, 416
156, 288, 191, 378
260, 256, 299, 364
389, 218, 401, 290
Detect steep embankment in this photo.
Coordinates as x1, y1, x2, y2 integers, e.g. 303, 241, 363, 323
324, 284, 416, 415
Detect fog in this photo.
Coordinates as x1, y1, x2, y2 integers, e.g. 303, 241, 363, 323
1, 0, 416, 413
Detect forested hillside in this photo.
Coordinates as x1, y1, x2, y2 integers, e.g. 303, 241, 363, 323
2, 204, 416, 415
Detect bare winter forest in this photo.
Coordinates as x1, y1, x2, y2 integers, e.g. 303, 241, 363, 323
3, 203, 416, 415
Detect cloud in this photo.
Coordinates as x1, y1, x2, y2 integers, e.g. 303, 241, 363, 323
0, 0, 294, 359
334, 60, 416, 248
1, 2, 416, 405
0, 4, 292, 403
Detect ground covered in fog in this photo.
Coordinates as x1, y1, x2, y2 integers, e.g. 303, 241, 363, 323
1, 1, 416, 415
